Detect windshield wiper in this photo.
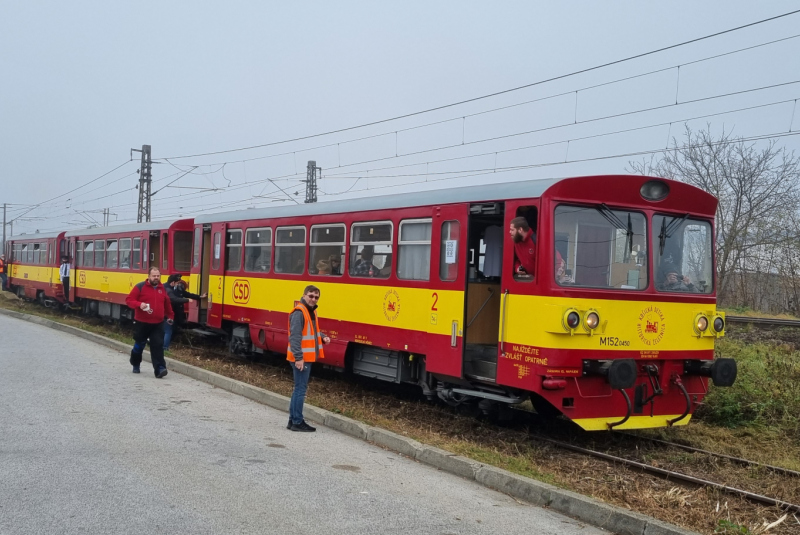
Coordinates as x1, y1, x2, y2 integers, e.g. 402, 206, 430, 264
596, 204, 634, 260
658, 213, 690, 255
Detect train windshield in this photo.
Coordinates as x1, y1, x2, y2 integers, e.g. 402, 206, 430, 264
554, 204, 648, 290
653, 215, 713, 294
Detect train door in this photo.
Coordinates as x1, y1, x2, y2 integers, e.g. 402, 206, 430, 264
498, 199, 540, 384
206, 222, 226, 328
148, 231, 160, 270
188, 225, 212, 324
67, 237, 77, 302
161, 231, 169, 274
462, 202, 505, 382
425, 205, 468, 378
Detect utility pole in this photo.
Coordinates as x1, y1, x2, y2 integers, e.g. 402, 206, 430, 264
304, 160, 321, 204
134, 145, 152, 222
2, 203, 6, 254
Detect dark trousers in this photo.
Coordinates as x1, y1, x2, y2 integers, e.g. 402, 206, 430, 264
130, 321, 166, 375
289, 362, 312, 425
61, 276, 70, 302
0, 273, 6, 291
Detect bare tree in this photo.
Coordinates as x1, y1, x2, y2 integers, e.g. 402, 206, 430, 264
629, 125, 800, 304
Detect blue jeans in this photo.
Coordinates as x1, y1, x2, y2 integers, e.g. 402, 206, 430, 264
163, 320, 173, 351
289, 362, 312, 425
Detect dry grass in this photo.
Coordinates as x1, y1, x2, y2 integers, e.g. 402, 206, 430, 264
2, 292, 798, 534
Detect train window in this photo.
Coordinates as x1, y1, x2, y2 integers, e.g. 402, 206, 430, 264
34, 243, 42, 265
309, 224, 345, 276
553, 204, 647, 290
397, 219, 431, 281
244, 228, 272, 273
192, 228, 202, 269
83, 241, 94, 268
106, 240, 118, 269
439, 220, 461, 281
225, 230, 243, 272
119, 238, 131, 269
162, 234, 169, 271
212, 232, 221, 270
275, 226, 306, 275
174, 231, 192, 272
76, 242, 84, 267
349, 222, 392, 278
132, 238, 141, 270
653, 216, 713, 294
94, 240, 105, 268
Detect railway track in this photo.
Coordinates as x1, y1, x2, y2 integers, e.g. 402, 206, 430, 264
726, 315, 800, 327
531, 434, 800, 513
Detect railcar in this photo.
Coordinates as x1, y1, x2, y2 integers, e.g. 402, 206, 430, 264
6, 232, 68, 306
63, 219, 194, 320
188, 174, 737, 431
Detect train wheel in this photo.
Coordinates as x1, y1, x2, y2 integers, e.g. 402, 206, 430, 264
530, 394, 562, 418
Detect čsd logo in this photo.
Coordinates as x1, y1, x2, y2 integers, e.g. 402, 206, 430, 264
232, 279, 251, 304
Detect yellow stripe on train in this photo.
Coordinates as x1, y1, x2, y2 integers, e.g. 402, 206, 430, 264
10, 264, 59, 285
75, 269, 143, 295
573, 414, 692, 431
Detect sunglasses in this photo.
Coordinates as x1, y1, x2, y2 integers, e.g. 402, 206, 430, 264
306, 294, 320, 300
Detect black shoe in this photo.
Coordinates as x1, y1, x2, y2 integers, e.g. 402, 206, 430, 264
132, 365, 140, 374
287, 419, 292, 430
156, 367, 168, 379
290, 421, 316, 432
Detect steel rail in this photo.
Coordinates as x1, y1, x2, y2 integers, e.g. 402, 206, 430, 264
726, 315, 800, 327
618, 433, 800, 478
531, 435, 800, 513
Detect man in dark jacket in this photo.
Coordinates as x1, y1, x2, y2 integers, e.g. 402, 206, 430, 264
125, 267, 174, 378
163, 274, 205, 351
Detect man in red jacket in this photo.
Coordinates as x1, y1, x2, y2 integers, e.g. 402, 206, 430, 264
126, 267, 174, 378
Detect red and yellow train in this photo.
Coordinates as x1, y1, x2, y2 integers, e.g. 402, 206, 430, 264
5, 175, 737, 430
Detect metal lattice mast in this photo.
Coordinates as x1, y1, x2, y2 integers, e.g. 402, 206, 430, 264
136, 145, 152, 222
305, 160, 321, 204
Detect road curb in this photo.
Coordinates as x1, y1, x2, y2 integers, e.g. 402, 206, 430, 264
0, 307, 699, 535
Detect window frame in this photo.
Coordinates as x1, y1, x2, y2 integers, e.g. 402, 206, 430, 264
94, 239, 105, 268
349, 220, 394, 279
439, 220, 461, 282
225, 229, 243, 272
106, 239, 118, 269
309, 223, 346, 277
274, 225, 307, 275
132, 237, 141, 270
397, 218, 432, 281
83, 241, 94, 268
119, 238, 131, 269
244, 227, 272, 274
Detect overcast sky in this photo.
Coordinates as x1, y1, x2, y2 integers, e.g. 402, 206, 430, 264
2, 1, 800, 236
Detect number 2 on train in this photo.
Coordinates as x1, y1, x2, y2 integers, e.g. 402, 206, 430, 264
431, 292, 438, 311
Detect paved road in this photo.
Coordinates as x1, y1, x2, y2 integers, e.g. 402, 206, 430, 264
0, 315, 604, 535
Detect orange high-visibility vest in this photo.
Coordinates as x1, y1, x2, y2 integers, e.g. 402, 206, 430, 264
0, 259, 4, 274
286, 304, 325, 362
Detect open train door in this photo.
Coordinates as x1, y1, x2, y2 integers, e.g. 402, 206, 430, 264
424, 204, 469, 378
188, 224, 211, 324
68, 236, 78, 302
206, 222, 226, 329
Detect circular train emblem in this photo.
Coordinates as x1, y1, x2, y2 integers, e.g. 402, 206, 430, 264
383, 289, 401, 322
637, 306, 666, 346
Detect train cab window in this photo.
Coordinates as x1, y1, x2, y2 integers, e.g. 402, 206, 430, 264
244, 228, 272, 273
162, 234, 169, 271
350, 222, 392, 278
83, 241, 94, 268
397, 219, 432, 281
173, 231, 192, 271
653, 215, 713, 294
554, 204, 647, 290
212, 232, 221, 270
77, 242, 84, 267
310, 224, 345, 276
275, 226, 306, 275
94, 240, 105, 268
119, 238, 131, 269
439, 220, 461, 282
106, 240, 118, 269
193, 228, 202, 269
511, 207, 538, 282
225, 230, 243, 272
132, 238, 141, 270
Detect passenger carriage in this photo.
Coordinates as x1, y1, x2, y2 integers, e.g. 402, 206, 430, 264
188, 174, 736, 431
6, 232, 68, 306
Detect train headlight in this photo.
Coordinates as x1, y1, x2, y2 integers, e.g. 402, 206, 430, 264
585, 311, 600, 330
564, 310, 580, 330
713, 316, 725, 332
695, 315, 709, 333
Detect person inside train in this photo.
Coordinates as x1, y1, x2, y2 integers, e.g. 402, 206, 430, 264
509, 216, 535, 279
657, 262, 695, 292
316, 259, 332, 275
328, 255, 341, 275
351, 245, 379, 277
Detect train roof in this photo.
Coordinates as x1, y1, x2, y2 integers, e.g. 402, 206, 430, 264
9, 231, 63, 241
196, 177, 563, 224
64, 219, 190, 238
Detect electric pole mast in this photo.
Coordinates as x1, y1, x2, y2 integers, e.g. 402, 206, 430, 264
135, 145, 152, 222
2, 203, 6, 254
305, 160, 321, 204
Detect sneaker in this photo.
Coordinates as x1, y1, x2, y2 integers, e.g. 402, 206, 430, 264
132, 365, 140, 374
290, 421, 316, 432
156, 367, 168, 379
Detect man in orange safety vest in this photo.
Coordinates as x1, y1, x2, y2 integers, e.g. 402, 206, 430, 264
286, 284, 330, 432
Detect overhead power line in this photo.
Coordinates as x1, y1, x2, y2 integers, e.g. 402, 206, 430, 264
155, 8, 800, 161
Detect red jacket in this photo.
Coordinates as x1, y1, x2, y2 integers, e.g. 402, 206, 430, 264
513, 233, 536, 276
126, 280, 174, 324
